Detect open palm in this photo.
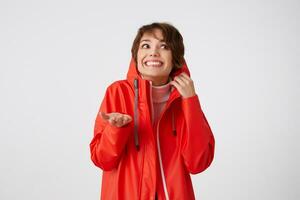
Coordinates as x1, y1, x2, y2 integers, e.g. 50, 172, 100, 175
100, 111, 132, 127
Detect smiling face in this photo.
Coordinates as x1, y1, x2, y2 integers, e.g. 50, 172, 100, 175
137, 28, 173, 86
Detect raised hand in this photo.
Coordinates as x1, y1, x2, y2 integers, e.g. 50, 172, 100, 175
170, 72, 196, 98
99, 111, 132, 127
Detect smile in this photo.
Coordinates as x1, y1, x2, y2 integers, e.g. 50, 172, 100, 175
144, 61, 163, 67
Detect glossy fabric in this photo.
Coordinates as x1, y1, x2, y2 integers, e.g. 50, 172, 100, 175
90, 58, 215, 200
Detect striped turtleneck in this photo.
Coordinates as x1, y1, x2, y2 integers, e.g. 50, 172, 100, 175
151, 81, 172, 199
151, 82, 171, 126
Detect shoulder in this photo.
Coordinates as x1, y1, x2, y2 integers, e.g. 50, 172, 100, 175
105, 79, 132, 94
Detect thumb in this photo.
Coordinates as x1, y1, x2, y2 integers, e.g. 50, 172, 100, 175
99, 111, 110, 121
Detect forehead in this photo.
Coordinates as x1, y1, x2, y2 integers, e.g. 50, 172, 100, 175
140, 29, 165, 42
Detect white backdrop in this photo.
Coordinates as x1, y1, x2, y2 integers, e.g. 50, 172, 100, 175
0, 0, 299, 199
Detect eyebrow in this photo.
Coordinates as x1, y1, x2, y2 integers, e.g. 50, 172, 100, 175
140, 39, 166, 43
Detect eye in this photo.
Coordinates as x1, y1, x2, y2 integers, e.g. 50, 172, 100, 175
161, 44, 169, 49
141, 43, 150, 48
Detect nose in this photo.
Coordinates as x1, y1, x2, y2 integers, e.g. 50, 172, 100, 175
150, 48, 159, 57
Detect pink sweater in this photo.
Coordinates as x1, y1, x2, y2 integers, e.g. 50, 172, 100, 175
151, 82, 171, 127
151, 82, 172, 198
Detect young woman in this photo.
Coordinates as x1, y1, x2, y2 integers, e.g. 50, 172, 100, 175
90, 22, 215, 200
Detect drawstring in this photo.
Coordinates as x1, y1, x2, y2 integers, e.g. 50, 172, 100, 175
134, 78, 140, 151
172, 108, 176, 136
170, 79, 177, 136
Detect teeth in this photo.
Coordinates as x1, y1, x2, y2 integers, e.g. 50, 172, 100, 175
145, 61, 163, 66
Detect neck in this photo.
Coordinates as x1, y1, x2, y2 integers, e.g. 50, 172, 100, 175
141, 75, 171, 86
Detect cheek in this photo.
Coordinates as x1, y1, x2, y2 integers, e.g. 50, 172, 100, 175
136, 53, 143, 69
166, 54, 173, 65
137, 52, 143, 63
162, 51, 172, 61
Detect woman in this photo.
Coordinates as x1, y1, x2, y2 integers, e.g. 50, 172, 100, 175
90, 22, 215, 200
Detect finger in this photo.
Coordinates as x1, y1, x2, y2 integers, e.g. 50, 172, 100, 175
121, 118, 129, 126
169, 80, 181, 90
115, 116, 123, 125
178, 74, 191, 83
123, 114, 132, 121
174, 76, 186, 86
115, 121, 123, 127
123, 116, 132, 124
116, 117, 129, 127
181, 72, 189, 78
108, 118, 117, 126
100, 111, 110, 121
180, 73, 192, 82
118, 115, 131, 126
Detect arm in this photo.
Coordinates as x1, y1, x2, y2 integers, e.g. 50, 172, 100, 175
89, 83, 133, 171
180, 95, 215, 174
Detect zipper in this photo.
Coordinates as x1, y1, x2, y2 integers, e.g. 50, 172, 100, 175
149, 80, 170, 200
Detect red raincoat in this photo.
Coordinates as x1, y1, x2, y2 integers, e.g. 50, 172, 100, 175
90, 57, 215, 200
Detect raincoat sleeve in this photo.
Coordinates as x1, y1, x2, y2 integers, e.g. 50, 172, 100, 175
90, 83, 133, 171
180, 94, 215, 174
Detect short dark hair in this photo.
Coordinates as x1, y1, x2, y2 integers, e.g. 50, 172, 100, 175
131, 22, 185, 72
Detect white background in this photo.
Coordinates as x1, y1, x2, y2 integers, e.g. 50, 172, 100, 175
0, 0, 299, 199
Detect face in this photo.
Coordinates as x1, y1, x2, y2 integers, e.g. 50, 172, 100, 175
137, 28, 173, 86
